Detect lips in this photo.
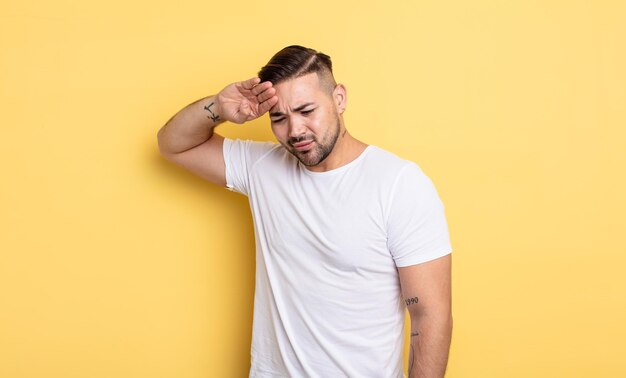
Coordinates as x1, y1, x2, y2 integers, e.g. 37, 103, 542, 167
292, 140, 314, 152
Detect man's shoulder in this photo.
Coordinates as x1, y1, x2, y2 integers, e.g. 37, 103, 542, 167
360, 146, 435, 195
363, 145, 418, 173
224, 138, 279, 151
224, 138, 286, 164
366, 145, 407, 162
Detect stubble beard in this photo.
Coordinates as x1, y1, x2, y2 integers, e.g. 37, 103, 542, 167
287, 118, 341, 167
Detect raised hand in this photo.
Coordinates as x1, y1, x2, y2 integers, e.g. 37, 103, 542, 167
215, 77, 278, 124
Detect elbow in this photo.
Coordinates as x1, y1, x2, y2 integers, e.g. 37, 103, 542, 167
157, 126, 174, 160
156, 124, 164, 147
440, 309, 453, 335
410, 307, 453, 334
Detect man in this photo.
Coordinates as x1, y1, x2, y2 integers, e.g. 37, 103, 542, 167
157, 45, 453, 378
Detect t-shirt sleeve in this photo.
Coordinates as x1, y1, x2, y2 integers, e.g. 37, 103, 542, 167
387, 162, 453, 267
222, 138, 276, 196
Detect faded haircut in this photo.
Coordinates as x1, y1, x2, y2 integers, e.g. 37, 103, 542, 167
258, 45, 337, 94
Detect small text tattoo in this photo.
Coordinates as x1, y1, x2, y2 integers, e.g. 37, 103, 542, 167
204, 102, 220, 122
405, 297, 419, 306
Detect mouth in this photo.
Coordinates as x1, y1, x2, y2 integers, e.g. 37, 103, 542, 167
291, 140, 314, 152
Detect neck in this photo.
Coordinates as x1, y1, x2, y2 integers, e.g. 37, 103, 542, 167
306, 129, 368, 172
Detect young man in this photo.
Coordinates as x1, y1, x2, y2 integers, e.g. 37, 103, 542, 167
157, 45, 453, 378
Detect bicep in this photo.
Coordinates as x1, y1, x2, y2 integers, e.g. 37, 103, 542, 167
398, 254, 452, 320
161, 134, 227, 187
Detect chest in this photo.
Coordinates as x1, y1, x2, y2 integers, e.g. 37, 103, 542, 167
248, 165, 394, 273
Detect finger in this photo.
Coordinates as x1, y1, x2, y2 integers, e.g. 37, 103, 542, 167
241, 77, 261, 90
251, 80, 273, 96
257, 95, 279, 115
256, 86, 276, 103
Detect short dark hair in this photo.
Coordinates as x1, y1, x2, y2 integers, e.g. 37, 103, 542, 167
258, 45, 335, 88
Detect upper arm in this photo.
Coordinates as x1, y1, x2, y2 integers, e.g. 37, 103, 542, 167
398, 254, 452, 321
387, 163, 452, 267
160, 134, 227, 187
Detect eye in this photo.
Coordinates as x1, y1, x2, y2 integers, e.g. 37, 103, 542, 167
271, 117, 285, 124
301, 109, 315, 116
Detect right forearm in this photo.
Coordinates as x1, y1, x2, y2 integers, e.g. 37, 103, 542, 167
157, 95, 223, 155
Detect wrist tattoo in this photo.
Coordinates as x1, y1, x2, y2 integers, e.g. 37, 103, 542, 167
203, 102, 220, 122
405, 297, 419, 306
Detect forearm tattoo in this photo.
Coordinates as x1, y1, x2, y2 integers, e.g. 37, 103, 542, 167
203, 102, 220, 122
406, 296, 419, 376
405, 297, 419, 306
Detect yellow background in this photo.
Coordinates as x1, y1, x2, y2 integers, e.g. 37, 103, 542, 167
1, 0, 625, 377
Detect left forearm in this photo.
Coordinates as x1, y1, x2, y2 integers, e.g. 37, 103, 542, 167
398, 255, 453, 377
408, 314, 453, 378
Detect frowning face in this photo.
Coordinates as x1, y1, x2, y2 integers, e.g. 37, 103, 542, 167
269, 72, 346, 170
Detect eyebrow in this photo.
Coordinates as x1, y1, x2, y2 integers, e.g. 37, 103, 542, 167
270, 102, 315, 118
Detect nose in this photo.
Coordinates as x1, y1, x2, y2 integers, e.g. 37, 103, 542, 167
287, 117, 307, 139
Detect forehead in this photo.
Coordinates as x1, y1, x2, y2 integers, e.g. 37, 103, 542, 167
270, 73, 328, 111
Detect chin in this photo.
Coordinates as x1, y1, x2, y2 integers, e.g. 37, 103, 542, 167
295, 153, 321, 167
297, 147, 331, 167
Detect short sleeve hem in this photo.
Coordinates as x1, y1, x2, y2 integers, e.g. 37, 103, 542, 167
393, 248, 452, 268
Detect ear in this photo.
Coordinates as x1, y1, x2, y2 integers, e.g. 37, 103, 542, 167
333, 84, 347, 114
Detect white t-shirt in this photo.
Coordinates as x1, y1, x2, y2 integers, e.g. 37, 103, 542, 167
222, 138, 452, 378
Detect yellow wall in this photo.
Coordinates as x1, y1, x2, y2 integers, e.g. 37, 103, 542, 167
1, 0, 624, 377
